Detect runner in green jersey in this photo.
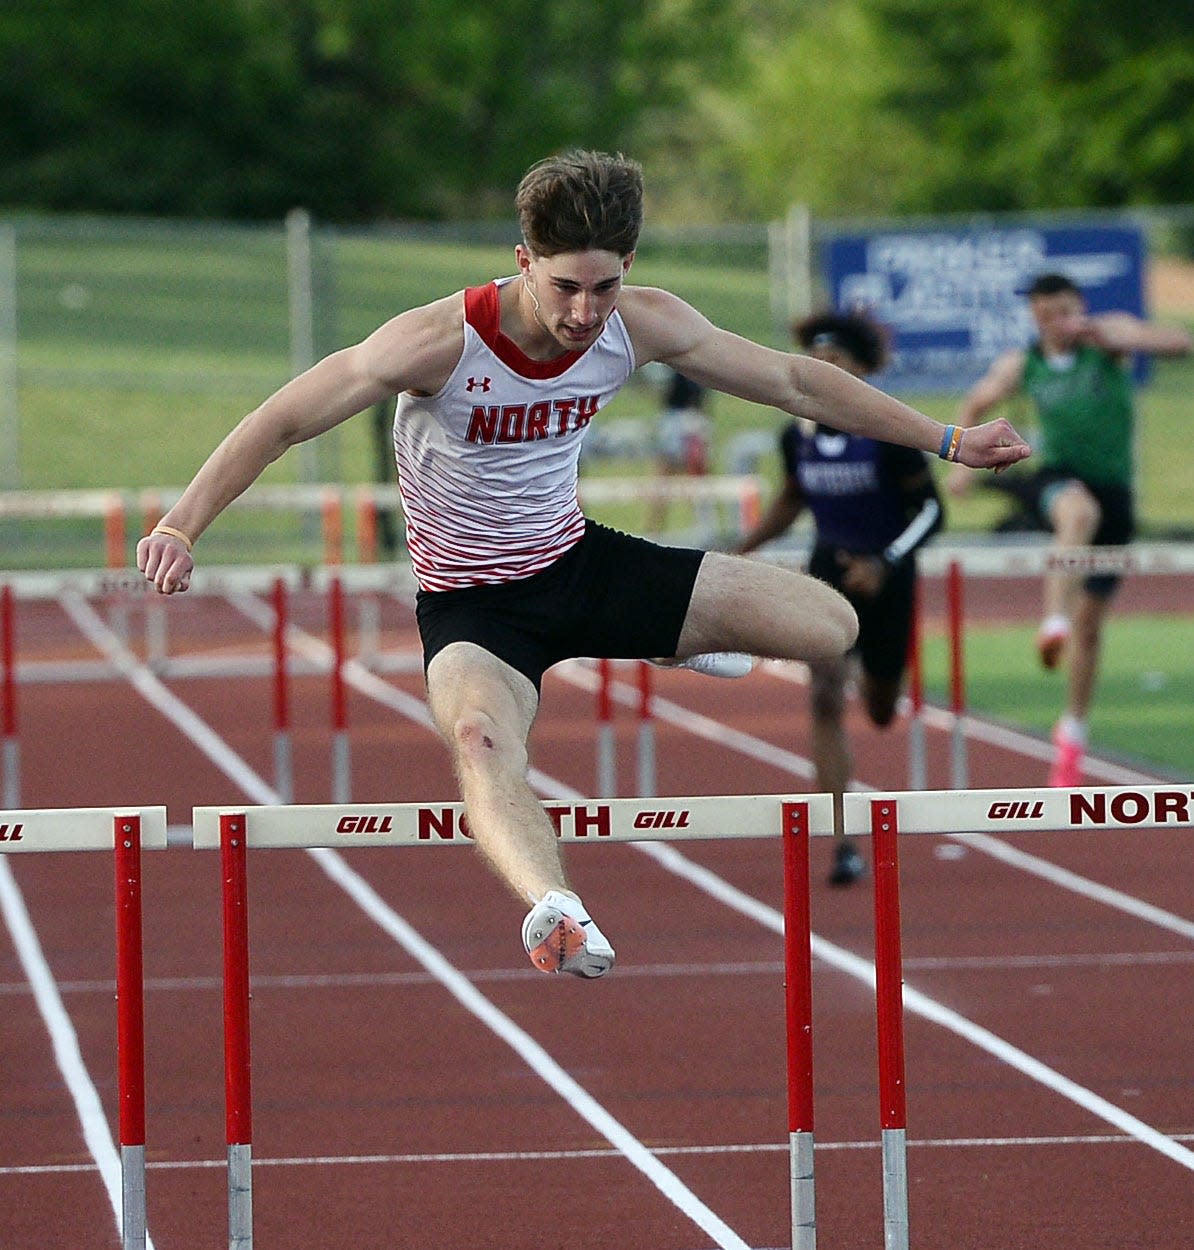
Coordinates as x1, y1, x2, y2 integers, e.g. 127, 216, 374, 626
951, 273, 1191, 786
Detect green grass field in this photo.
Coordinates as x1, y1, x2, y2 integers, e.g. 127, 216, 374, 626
922, 613, 1194, 777
10, 218, 1193, 529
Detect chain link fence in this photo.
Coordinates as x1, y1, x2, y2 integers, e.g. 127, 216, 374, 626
1, 205, 1191, 563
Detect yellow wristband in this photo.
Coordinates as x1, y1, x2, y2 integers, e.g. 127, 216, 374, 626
945, 425, 964, 463
152, 524, 194, 552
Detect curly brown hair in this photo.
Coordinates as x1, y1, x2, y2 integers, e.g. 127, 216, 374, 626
515, 150, 643, 258
792, 309, 889, 375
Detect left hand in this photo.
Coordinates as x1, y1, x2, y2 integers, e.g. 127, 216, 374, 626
837, 551, 886, 599
955, 417, 1031, 472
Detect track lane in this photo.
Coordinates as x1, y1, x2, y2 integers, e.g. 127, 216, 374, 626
1, 588, 1191, 1248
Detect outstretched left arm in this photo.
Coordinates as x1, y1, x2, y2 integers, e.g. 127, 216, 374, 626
621, 287, 1032, 472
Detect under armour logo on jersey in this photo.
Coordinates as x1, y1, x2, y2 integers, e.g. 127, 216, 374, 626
466, 376, 492, 393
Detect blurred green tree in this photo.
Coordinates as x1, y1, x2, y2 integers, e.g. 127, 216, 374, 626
2, 0, 1189, 221
643, 0, 1193, 219
0, 0, 748, 220
640, 2, 932, 220
871, 0, 1194, 210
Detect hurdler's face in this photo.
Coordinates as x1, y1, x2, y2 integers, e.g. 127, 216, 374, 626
1030, 290, 1087, 352
516, 245, 633, 352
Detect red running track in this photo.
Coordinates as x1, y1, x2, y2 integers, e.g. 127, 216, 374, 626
1, 583, 1192, 1249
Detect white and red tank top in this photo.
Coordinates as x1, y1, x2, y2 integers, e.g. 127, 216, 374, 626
393, 277, 636, 591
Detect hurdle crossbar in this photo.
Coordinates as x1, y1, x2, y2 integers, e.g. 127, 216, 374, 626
841, 782, 1194, 1250
196, 794, 837, 1250
0, 806, 168, 852
1, 806, 167, 1250
192, 795, 835, 849
752, 539, 1194, 580
844, 783, 1194, 838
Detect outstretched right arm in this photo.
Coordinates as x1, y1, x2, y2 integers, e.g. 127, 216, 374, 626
138, 295, 464, 592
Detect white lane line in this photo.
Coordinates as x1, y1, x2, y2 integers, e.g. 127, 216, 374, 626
310, 845, 752, 1250
7, 1129, 1193, 1176
64, 595, 757, 1250
949, 831, 1194, 940
61, 592, 275, 805
557, 661, 1194, 940
240, 602, 1194, 1175
0, 961, 791, 996
0, 860, 158, 1248
6, 947, 1189, 998
637, 839, 1194, 1173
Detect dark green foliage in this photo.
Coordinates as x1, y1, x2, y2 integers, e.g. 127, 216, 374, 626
871, 0, 1194, 211
0, 0, 746, 221
0, 1, 1189, 221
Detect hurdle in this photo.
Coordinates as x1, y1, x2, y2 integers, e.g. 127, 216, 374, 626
595, 658, 615, 796
593, 659, 658, 800
905, 580, 926, 791
0, 566, 406, 805
635, 661, 656, 797
193, 794, 841, 1250
840, 780, 1194, 1250
270, 577, 292, 802
327, 575, 351, 802
0, 805, 168, 1250
1, 583, 16, 807
916, 541, 1194, 789
945, 559, 967, 789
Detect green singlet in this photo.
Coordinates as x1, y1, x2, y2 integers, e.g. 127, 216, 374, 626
1021, 343, 1134, 488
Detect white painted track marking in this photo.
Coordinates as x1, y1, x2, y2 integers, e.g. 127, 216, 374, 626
557, 660, 1194, 941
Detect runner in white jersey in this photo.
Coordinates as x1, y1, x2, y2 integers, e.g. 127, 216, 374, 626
139, 150, 1030, 979
394, 276, 634, 590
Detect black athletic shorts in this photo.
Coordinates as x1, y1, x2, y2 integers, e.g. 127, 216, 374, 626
1029, 469, 1136, 599
415, 520, 706, 692
808, 544, 916, 684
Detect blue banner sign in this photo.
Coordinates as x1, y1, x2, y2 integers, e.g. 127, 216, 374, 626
822, 223, 1146, 392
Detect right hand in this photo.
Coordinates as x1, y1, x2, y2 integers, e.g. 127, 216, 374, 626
137, 532, 194, 594
954, 416, 1031, 472
837, 551, 886, 599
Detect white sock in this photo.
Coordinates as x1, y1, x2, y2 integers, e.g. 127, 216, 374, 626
1041, 613, 1070, 635
1058, 714, 1086, 745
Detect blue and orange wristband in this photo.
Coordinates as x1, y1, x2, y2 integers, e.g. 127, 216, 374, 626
937, 424, 964, 462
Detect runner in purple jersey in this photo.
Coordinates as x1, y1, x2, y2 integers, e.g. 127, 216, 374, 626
738, 311, 943, 885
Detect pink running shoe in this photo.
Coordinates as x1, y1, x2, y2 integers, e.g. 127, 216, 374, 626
1047, 723, 1084, 787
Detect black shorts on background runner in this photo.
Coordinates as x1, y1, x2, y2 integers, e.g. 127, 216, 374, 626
808, 544, 916, 683
415, 520, 706, 692
1030, 469, 1136, 598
